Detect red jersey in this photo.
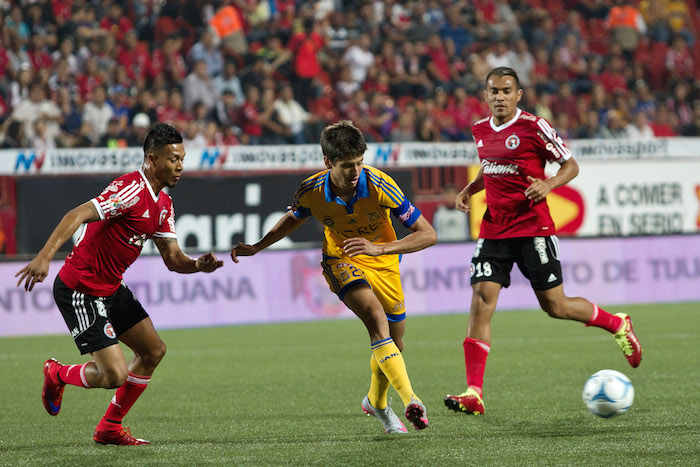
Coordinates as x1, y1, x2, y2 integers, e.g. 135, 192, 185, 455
59, 170, 177, 296
472, 109, 571, 239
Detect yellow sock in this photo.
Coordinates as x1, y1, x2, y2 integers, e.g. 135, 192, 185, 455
371, 338, 415, 406
368, 354, 390, 409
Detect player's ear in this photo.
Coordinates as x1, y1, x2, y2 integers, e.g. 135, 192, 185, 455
323, 155, 332, 169
517, 88, 523, 103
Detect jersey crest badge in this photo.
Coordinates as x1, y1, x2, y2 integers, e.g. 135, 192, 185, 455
159, 208, 168, 225
367, 212, 380, 221
104, 323, 116, 339
505, 134, 520, 150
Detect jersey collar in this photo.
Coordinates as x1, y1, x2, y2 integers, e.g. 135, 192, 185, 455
324, 168, 369, 205
138, 168, 159, 202
489, 108, 522, 132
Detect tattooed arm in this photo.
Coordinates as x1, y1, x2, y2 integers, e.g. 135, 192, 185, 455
153, 237, 223, 273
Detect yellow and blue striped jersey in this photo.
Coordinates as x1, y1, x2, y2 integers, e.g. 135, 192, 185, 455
291, 165, 421, 269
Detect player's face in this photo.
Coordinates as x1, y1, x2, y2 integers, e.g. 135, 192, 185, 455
484, 75, 522, 124
152, 143, 185, 188
326, 154, 363, 194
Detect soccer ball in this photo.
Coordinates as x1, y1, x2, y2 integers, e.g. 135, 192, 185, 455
582, 369, 634, 418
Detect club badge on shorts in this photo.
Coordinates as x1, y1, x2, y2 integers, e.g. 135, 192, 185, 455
104, 323, 116, 339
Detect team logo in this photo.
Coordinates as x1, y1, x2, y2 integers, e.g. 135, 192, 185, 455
159, 208, 169, 225
367, 212, 380, 221
505, 134, 520, 150
469, 263, 475, 277
323, 217, 335, 227
95, 299, 107, 318
104, 323, 116, 339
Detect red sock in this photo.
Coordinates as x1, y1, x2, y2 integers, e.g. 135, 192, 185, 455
463, 337, 490, 396
57, 363, 92, 388
585, 304, 623, 334
96, 373, 151, 432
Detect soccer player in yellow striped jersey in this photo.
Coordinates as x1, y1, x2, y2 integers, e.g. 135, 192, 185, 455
231, 120, 437, 433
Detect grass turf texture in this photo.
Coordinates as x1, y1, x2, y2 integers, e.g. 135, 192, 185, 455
1, 303, 698, 466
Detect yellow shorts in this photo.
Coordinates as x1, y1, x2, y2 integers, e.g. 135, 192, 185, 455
321, 256, 406, 322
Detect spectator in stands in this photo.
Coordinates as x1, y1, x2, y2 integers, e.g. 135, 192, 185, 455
239, 85, 264, 145
625, 111, 655, 139
126, 112, 151, 146
0, 119, 25, 148
182, 120, 208, 147
367, 91, 398, 142
510, 38, 534, 88
665, 35, 694, 82
99, 2, 133, 41
214, 59, 245, 107
599, 109, 628, 138
666, 81, 693, 128
183, 60, 218, 113
396, 41, 433, 98
439, 5, 474, 55
576, 110, 606, 139
274, 84, 317, 145
215, 90, 240, 129
390, 108, 418, 142
151, 33, 187, 84
680, 106, 700, 136
605, 0, 646, 55
649, 105, 678, 137
55, 86, 82, 138
82, 85, 114, 144
117, 30, 151, 83
9, 66, 33, 110
99, 117, 128, 148
256, 36, 293, 80
11, 82, 63, 145
343, 33, 375, 86
188, 29, 224, 78
288, 17, 325, 109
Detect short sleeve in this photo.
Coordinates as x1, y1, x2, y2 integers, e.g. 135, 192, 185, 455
91, 178, 141, 220
369, 170, 422, 228
535, 117, 572, 164
290, 185, 312, 219
153, 202, 177, 238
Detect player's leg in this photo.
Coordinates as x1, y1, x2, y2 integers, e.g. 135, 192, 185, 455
343, 285, 427, 430
43, 277, 128, 416
94, 285, 159, 445
446, 239, 510, 415
524, 236, 641, 367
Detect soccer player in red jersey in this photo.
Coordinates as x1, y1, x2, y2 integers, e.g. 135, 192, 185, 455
444, 68, 642, 415
15, 123, 224, 444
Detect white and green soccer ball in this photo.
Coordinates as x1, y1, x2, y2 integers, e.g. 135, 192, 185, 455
582, 369, 634, 418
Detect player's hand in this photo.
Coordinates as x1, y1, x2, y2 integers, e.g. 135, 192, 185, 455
455, 187, 471, 213
195, 252, 224, 272
343, 237, 383, 257
230, 242, 259, 263
525, 176, 553, 202
15, 255, 50, 291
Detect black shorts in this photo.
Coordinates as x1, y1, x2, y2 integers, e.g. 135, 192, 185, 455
470, 236, 563, 291
53, 275, 149, 354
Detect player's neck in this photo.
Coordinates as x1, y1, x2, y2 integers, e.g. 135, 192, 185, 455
492, 111, 518, 127
330, 181, 354, 202
142, 167, 164, 194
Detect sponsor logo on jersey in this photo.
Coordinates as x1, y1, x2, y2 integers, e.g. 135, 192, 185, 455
104, 323, 116, 339
481, 160, 519, 175
521, 113, 537, 121
335, 263, 350, 268
367, 211, 380, 221
505, 134, 520, 150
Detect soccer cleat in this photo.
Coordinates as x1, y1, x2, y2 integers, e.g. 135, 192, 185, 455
361, 396, 408, 434
444, 387, 485, 415
404, 397, 429, 430
614, 313, 642, 368
93, 427, 150, 445
42, 358, 66, 416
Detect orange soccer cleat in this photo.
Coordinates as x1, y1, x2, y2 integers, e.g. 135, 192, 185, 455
93, 426, 150, 445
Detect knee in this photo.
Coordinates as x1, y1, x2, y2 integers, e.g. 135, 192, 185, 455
139, 341, 167, 369
471, 290, 496, 316
540, 298, 569, 319
100, 367, 129, 389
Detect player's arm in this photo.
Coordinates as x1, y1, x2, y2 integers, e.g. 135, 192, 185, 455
343, 214, 437, 257
230, 211, 307, 263
153, 237, 223, 273
456, 166, 484, 213
15, 201, 101, 291
525, 157, 579, 202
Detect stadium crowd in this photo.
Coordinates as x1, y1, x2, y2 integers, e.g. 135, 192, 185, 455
0, 0, 699, 149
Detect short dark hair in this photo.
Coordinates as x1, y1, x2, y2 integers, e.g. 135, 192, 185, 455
485, 67, 521, 89
143, 122, 183, 155
320, 120, 367, 163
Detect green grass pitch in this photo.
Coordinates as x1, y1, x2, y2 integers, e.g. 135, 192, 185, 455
1, 303, 698, 466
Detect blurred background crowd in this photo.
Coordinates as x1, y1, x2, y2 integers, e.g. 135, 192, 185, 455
0, 0, 699, 150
